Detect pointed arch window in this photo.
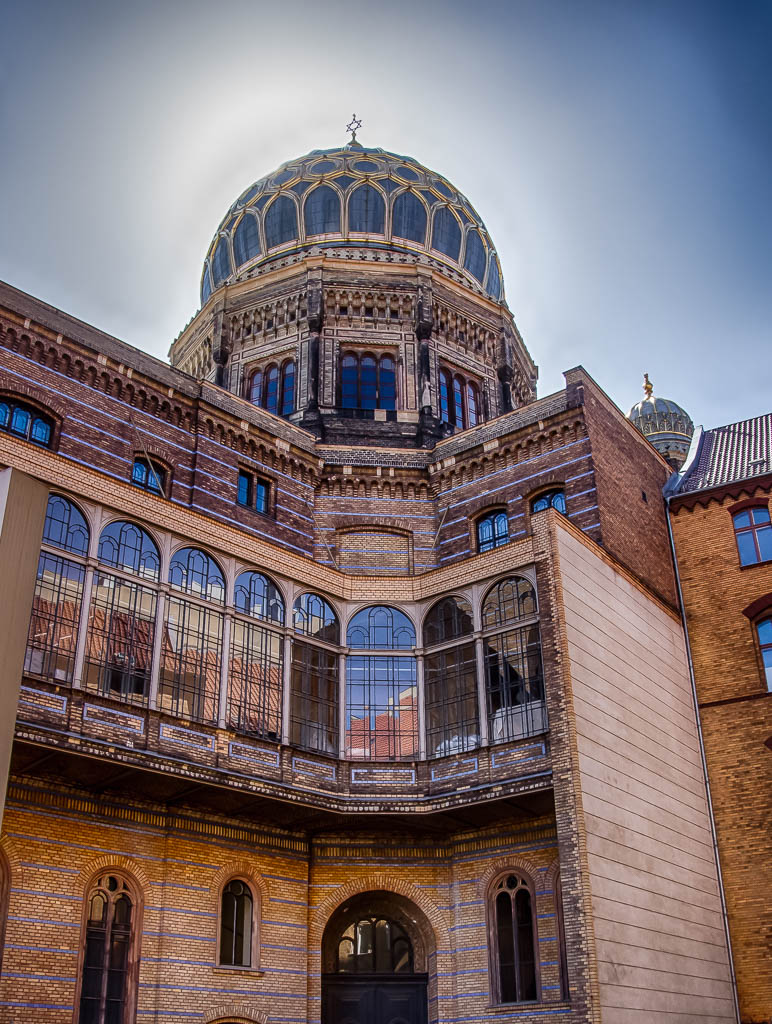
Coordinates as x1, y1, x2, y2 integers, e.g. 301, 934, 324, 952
463, 229, 486, 282
77, 873, 140, 1024
489, 871, 538, 1004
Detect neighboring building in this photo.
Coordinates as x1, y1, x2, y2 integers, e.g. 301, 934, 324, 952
628, 374, 694, 470
667, 415, 772, 1024
0, 137, 737, 1024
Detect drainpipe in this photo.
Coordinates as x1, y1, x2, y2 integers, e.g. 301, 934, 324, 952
664, 492, 741, 1024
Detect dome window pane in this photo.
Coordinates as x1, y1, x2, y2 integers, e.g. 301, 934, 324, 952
201, 266, 212, 305
264, 195, 298, 249
353, 160, 379, 172
349, 184, 385, 234
392, 192, 426, 244
432, 207, 461, 261
463, 229, 486, 282
311, 160, 337, 174
233, 213, 261, 266
396, 165, 419, 182
487, 256, 502, 300
433, 180, 454, 199
211, 238, 232, 288
304, 185, 341, 236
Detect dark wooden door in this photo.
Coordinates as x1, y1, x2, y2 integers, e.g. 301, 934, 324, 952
322, 975, 428, 1024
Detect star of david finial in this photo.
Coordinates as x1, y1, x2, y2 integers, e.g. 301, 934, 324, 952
346, 114, 362, 142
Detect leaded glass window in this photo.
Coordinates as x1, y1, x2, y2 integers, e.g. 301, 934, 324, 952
425, 642, 479, 757
423, 596, 473, 647
234, 570, 284, 624
169, 547, 225, 604
159, 596, 223, 723
78, 874, 137, 1024
293, 593, 339, 643
131, 457, 166, 496
24, 552, 84, 683
531, 489, 567, 515
347, 606, 415, 649
42, 494, 89, 555
336, 917, 413, 974
0, 399, 53, 448
83, 573, 157, 703
290, 640, 338, 755
477, 511, 509, 553
98, 521, 160, 582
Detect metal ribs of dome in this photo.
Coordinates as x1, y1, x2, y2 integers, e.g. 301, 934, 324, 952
201, 146, 504, 306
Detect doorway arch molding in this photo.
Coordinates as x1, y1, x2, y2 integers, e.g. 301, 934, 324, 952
203, 1009, 268, 1024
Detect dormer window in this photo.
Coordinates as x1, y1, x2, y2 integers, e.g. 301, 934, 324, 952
131, 457, 166, 496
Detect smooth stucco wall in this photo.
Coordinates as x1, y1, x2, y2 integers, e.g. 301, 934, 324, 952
556, 524, 736, 1024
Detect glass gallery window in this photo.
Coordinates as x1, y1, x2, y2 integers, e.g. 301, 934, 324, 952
291, 593, 340, 755
733, 506, 772, 566
25, 495, 89, 683
77, 873, 139, 1024
0, 399, 54, 447
345, 606, 417, 761
340, 352, 396, 410
482, 577, 546, 743
423, 596, 479, 757
249, 360, 296, 418
160, 547, 225, 724
477, 510, 509, 553
229, 571, 284, 740
489, 871, 538, 1004
83, 521, 161, 703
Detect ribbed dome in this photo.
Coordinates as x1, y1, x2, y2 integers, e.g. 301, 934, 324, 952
200, 143, 504, 306
628, 375, 694, 470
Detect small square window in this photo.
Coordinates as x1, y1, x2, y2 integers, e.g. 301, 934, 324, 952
237, 470, 253, 507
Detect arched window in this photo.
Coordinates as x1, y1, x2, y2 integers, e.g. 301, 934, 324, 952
230, 571, 284, 740
211, 237, 232, 288
0, 399, 53, 448
233, 212, 261, 266
83, 521, 162, 704
304, 185, 341, 235
249, 368, 264, 406
758, 617, 772, 690
424, 596, 479, 757
264, 195, 298, 249
467, 382, 480, 427
219, 879, 255, 967
489, 872, 538, 1004
264, 364, 279, 415
345, 606, 418, 761
453, 376, 465, 427
131, 456, 166, 496
733, 507, 772, 565
392, 192, 427, 244
338, 353, 397, 410
482, 577, 545, 743
464, 229, 486, 282
291, 594, 340, 755
42, 494, 89, 555
25, 550, 84, 683
477, 510, 509, 553
531, 489, 567, 516
439, 369, 451, 424
280, 359, 295, 417
349, 183, 385, 233
431, 207, 461, 261
77, 873, 139, 1024
336, 917, 413, 973
438, 370, 482, 429
161, 548, 225, 723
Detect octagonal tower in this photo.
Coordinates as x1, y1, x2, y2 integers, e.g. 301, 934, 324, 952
169, 137, 537, 447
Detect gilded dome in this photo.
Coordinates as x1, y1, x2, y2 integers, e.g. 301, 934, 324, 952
628, 375, 694, 470
200, 143, 504, 306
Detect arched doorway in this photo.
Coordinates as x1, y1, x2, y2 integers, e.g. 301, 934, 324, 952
322, 892, 429, 1024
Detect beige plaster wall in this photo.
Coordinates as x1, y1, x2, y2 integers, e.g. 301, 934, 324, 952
0, 467, 48, 827
555, 523, 736, 1024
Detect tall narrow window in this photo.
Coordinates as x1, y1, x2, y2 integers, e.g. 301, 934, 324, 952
249, 369, 264, 406
230, 571, 284, 739
467, 382, 479, 427
453, 376, 465, 428
237, 470, 253, 508
291, 593, 340, 755
379, 356, 396, 410
264, 195, 298, 249
280, 359, 295, 417
489, 872, 538, 1004
211, 237, 232, 288
439, 369, 451, 424
733, 507, 772, 566
758, 617, 772, 690
341, 354, 358, 408
391, 191, 427, 244
233, 212, 261, 267
220, 879, 254, 967
477, 510, 509, 552
78, 873, 139, 1024
345, 606, 417, 760
424, 596, 479, 757
482, 577, 546, 743
349, 183, 385, 234
264, 365, 279, 415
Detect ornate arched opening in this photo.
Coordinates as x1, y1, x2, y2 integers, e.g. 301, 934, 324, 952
321, 891, 431, 1024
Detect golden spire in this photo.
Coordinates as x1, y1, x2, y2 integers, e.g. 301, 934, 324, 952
643, 373, 653, 399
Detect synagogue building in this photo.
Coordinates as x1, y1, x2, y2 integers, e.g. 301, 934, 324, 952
0, 137, 738, 1024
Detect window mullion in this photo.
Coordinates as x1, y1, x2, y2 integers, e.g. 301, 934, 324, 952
99, 897, 115, 1024
72, 566, 94, 690
511, 893, 521, 1002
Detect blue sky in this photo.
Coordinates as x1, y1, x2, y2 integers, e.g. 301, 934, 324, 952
1, 0, 769, 429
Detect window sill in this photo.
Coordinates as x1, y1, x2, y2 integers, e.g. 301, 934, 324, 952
739, 558, 772, 570
485, 1001, 569, 1013
213, 965, 264, 976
